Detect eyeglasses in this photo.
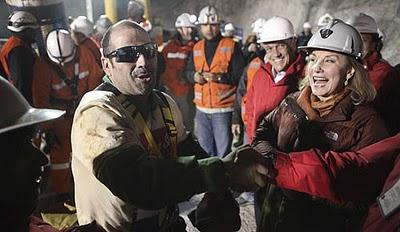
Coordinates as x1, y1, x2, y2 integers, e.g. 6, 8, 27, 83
105, 42, 157, 63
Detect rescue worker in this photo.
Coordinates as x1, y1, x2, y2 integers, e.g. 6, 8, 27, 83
0, 77, 107, 232
245, 16, 304, 143
32, 29, 102, 200
70, 20, 268, 231
161, 13, 197, 132
0, 11, 39, 103
91, 15, 112, 46
348, 13, 400, 134
70, 16, 102, 66
297, 21, 313, 46
186, 5, 245, 158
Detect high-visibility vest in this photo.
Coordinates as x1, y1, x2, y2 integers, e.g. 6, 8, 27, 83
241, 56, 263, 123
0, 35, 35, 84
193, 38, 236, 108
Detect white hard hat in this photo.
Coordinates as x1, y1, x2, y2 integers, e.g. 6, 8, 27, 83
257, 16, 295, 43
224, 23, 235, 32
175, 13, 196, 28
299, 19, 363, 59
197, 6, 219, 25
46, 29, 77, 65
7, 11, 39, 32
70, 16, 94, 37
251, 18, 266, 36
0, 76, 65, 134
94, 15, 112, 36
347, 13, 378, 34
317, 13, 333, 27
303, 22, 312, 29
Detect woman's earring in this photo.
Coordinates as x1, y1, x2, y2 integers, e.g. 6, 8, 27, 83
344, 74, 353, 86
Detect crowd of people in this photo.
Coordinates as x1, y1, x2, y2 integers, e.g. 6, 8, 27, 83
0, 1, 399, 231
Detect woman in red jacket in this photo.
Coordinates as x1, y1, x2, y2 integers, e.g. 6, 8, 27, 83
252, 19, 389, 232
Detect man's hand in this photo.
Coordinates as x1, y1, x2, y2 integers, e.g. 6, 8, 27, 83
231, 124, 241, 137
222, 145, 271, 192
194, 72, 207, 84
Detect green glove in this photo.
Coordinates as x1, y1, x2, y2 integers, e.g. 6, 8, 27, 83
222, 145, 270, 192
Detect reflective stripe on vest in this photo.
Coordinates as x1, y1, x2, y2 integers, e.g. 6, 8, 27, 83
116, 93, 177, 157
192, 38, 236, 108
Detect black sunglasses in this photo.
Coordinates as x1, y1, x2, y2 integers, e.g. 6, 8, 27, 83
105, 42, 157, 63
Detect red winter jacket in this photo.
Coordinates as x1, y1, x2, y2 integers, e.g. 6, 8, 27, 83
361, 155, 400, 232
274, 133, 400, 207
363, 51, 400, 134
245, 53, 304, 143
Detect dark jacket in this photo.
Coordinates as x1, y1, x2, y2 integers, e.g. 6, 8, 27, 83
363, 51, 400, 134
252, 87, 389, 232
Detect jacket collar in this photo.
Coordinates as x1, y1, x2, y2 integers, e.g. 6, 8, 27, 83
261, 53, 305, 85
297, 86, 355, 123
363, 51, 381, 70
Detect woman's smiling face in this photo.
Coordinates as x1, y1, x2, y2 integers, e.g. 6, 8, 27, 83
307, 50, 354, 101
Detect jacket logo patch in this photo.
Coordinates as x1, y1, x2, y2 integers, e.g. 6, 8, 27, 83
220, 47, 231, 53
324, 130, 338, 141
167, 52, 187, 59
193, 50, 202, 57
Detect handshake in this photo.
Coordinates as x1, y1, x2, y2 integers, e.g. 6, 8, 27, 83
222, 144, 276, 192
194, 72, 223, 84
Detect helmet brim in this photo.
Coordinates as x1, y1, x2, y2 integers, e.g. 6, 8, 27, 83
0, 108, 65, 134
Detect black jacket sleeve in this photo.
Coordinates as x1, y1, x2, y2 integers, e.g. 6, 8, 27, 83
8, 47, 36, 103
232, 65, 249, 125
93, 144, 227, 210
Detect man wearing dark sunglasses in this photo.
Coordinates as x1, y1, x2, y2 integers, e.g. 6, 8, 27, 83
70, 20, 269, 231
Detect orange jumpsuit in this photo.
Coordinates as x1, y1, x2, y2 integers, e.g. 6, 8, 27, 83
32, 46, 102, 194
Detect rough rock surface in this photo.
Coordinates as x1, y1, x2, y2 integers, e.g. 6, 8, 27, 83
151, 0, 400, 65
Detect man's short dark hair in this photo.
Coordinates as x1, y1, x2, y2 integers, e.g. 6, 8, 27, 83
101, 20, 146, 56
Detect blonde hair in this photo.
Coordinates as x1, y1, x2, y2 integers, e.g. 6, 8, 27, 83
347, 58, 376, 105
300, 54, 376, 105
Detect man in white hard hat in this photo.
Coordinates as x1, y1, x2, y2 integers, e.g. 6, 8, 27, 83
31, 29, 102, 202
0, 11, 39, 103
186, 5, 245, 158
70, 16, 102, 65
161, 13, 197, 133
297, 21, 313, 46
245, 16, 304, 144
348, 13, 400, 134
70, 20, 268, 231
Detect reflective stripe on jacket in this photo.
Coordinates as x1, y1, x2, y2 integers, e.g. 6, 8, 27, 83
193, 38, 236, 108
161, 38, 194, 96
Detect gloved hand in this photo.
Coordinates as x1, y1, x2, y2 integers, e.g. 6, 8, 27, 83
194, 72, 207, 84
188, 191, 241, 232
222, 145, 270, 192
